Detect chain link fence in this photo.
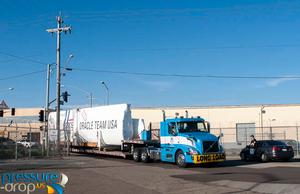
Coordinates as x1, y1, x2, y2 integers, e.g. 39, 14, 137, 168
1, 122, 300, 159
210, 126, 300, 156
0, 125, 45, 160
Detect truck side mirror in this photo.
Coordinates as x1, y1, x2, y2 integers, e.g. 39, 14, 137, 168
218, 133, 224, 139
205, 121, 210, 133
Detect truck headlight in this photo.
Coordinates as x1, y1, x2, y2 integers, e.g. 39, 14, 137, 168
187, 148, 198, 155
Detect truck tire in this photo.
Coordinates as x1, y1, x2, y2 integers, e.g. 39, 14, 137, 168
140, 149, 149, 163
176, 150, 187, 168
133, 148, 141, 162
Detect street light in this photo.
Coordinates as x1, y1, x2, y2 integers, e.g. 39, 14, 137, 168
0, 87, 14, 92
268, 118, 276, 126
67, 54, 74, 62
63, 54, 74, 74
100, 81, 109, 105
61, 84, 93, 107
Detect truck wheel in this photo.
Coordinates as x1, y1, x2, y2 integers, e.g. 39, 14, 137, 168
260, 153, 268, 163
176, 150, 187, 168
133, 149, 141, 162
140, 149, 149, 163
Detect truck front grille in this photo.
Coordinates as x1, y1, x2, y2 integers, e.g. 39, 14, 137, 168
203, 141, 219, 153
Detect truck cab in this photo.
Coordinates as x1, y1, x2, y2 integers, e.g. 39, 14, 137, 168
160, 117, 226, 167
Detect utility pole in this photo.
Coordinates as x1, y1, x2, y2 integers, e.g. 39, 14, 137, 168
46, 14, 71, 155
45, 63, 53, 157
260, 105, 266, 140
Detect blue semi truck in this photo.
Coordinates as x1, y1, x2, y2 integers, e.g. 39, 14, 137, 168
70, 107, 226, 167
122, 113, 226, 167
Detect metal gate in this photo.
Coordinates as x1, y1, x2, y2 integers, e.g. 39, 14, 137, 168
236, 123, 256, 145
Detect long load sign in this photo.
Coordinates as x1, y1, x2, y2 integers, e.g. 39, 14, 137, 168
193, 153, 226, 164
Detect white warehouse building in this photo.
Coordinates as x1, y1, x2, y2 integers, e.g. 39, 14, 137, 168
132, 104, 300, 149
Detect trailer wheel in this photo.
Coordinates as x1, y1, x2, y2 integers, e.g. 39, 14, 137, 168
140, 149, 149, 163
133, 148, 141, 162
176, 150, 187, 168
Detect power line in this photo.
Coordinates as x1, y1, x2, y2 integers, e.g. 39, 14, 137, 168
69, 4, 300, 18
0, 66, 297, 81
91, 44, 300, 52
0, 70, 45, 81
0, 43, 299, 67
71, 67, 300, 79
0, 51, 47, 65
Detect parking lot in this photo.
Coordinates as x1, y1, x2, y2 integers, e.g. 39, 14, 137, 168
0, 154, 300, 194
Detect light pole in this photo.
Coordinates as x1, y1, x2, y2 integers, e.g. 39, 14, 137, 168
8, 120, 18, 160
100, 81, 109, 105
45, 62, 72, 157
260, 105, 266, 140
268, 119, 276, 140
61, 85, 93, 107
45, 63, 55, 157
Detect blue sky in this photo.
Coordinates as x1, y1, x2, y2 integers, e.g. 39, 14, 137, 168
1, 0, 300, 108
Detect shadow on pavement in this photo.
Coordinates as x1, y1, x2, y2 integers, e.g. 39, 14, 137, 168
1, 152, 299, 172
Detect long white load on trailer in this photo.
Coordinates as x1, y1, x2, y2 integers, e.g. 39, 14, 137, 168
48, 104, 145, 149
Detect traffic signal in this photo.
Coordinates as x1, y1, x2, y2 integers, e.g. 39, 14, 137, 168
62, 91, 69, 103
38, 110, 44, 122
0, 110, 3, 117
11, 108, 15, 116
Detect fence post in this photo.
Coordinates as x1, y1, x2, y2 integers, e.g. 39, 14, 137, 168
219, 128, 223, 145
245, 127, 248, 146
15, 126, 18, 160
13, 122, 18, 160
270, 127, 273, 140
28, 122, 32, 159
46, 126, 49, 157
296, 126, 299, 156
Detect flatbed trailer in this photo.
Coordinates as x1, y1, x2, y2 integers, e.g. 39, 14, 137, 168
71, 146, 129, 158
71, 139, 160, 159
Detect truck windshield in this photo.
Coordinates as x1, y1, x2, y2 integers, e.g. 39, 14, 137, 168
177, 122, 207, 133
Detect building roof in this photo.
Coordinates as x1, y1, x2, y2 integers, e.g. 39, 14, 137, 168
132, 103, 300, 110
0, 100, 9, 109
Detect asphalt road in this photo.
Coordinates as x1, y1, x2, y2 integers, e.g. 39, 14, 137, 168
0, 154, 300, 194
